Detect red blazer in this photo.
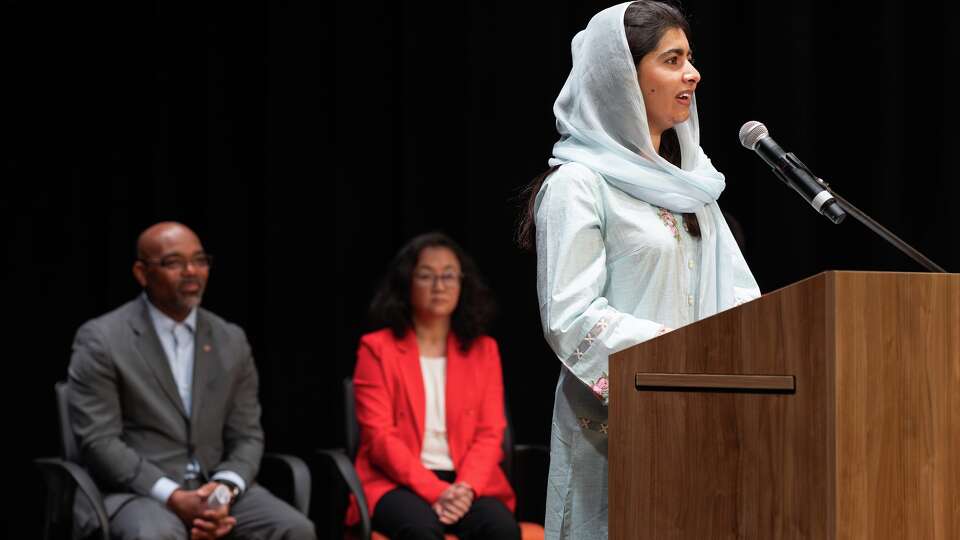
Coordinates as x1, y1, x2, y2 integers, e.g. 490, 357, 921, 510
347, 328, 515, 523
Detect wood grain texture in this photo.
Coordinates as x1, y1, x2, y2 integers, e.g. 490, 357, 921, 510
833, 272, 960, 539
609, 271, 960, 539
610, 272, 830, 539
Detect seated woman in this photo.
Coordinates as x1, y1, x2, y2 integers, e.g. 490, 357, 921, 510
349, 232, 520, 540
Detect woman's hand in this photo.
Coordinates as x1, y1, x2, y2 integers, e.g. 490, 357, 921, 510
432, 482, 475, 524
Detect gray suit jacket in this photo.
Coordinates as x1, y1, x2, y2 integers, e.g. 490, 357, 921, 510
67, 297, 264, 514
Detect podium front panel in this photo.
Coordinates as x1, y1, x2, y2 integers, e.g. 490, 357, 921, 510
609, 272, 960, 539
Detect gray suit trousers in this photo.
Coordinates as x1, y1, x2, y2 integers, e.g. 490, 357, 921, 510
106, 485, 315, 540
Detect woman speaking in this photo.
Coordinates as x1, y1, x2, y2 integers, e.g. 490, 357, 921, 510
517, 2, 761, 538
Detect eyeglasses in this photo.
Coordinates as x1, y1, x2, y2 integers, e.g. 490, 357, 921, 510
413, 271, 462, 288
139, 253, 214, 272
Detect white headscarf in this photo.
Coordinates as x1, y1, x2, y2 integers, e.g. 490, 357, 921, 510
549, 1, 751, 315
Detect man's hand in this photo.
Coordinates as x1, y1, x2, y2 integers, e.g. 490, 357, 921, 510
432, 481, 475, 525
167, 482, 237, 539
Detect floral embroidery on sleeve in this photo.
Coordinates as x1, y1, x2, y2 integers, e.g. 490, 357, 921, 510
562, 312, 622, 407
656, 207, 680, 242
590, 372, 609, 402
566, 316, 612, 367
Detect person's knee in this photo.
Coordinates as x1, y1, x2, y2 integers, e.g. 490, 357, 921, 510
278, 513, 317, 540
121, 519, 186, 540
471, 498, 521, 540
110, 497, 186, 540
476, 513, 521, 540
393, 520, 444, 540
486, 520, 521, 540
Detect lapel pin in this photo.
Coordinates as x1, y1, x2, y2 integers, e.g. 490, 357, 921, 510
203, 344, 212, 353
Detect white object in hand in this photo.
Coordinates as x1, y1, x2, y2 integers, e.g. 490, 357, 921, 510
207, 483, 232, 509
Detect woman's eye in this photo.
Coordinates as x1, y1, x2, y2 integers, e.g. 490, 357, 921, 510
666, 57, 678, 65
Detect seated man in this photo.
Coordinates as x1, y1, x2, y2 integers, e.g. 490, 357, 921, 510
68, 221, 315, 540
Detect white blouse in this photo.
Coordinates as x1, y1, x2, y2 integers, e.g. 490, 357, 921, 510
418, 355, 454, 470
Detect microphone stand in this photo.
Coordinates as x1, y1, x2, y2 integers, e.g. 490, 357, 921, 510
822, 184, 947, 273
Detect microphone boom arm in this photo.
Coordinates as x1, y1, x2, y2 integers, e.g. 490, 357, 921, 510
823, 183, 947, 273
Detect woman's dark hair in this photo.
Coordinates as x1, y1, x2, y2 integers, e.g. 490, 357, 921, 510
516, 0, 698, 249
623, 1, 690, 67
368, 232, 495, 352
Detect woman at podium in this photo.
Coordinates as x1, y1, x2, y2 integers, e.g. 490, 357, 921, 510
516, 2, 761, 538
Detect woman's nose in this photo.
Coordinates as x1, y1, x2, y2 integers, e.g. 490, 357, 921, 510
684, 64, 701, 85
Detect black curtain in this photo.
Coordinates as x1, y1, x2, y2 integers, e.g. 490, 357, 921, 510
8, 1, 958, 537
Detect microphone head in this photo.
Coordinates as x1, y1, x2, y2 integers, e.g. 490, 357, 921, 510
739, 121, 769, 150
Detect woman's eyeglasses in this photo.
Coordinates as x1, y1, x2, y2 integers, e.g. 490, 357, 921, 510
413, 271, 462, 288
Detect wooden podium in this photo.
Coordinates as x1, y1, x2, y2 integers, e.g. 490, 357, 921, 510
608, 271, 960, 539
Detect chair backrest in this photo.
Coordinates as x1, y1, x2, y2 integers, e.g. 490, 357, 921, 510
343, 378, 360, 460
55, 381, 80, 462
500, 395, 516, 486
342, 377, 516, 484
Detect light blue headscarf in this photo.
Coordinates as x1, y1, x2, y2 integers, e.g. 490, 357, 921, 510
548, 1, 754, 316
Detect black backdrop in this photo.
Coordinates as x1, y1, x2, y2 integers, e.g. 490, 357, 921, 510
8, 0, 958, 537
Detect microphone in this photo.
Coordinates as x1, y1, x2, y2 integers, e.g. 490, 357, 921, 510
739, 121, 846, 224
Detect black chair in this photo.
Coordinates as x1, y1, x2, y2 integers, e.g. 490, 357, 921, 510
35, 381, 312, 540
318, 378, 548, 540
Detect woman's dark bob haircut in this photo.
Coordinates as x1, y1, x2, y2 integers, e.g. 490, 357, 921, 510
368, 232, 496, 352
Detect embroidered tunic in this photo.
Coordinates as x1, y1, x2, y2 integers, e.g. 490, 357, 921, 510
535, 162, 760, 539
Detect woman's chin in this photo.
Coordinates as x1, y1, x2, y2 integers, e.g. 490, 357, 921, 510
432, 308, 456, 319
415, 306, 456, 321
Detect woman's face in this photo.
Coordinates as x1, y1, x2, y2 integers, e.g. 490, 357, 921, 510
410, 246, 462, 322
636, 27, 700, 138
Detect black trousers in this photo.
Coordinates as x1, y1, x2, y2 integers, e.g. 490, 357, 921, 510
371, 470, 520, 540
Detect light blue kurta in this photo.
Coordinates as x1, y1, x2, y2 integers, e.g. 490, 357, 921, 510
535, 162, 760, 539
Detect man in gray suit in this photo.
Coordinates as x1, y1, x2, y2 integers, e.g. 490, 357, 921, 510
68, 222, 316, 540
